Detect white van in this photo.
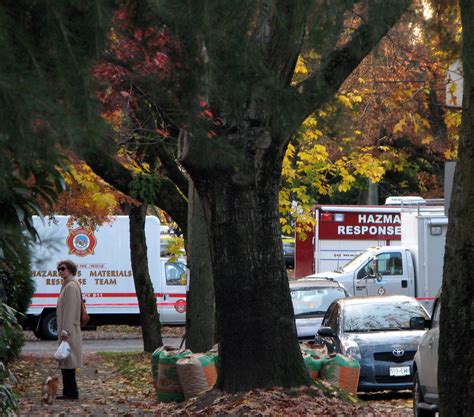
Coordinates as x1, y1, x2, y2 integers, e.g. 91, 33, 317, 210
25, 215, 187, 340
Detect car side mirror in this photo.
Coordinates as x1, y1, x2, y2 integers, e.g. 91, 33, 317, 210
410, 316, 431, 330
317, 327, 336, 337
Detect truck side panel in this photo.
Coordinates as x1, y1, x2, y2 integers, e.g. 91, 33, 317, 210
316, 239, 400, 273
401, 212, 447, 300
28, 216, 185, 324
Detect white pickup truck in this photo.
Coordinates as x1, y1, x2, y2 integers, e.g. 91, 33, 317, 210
307, 209, 447, 307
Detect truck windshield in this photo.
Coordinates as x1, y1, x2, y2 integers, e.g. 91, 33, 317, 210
291, 287, 347, 317
337, 251, 373, 273
343, 300, 429, 332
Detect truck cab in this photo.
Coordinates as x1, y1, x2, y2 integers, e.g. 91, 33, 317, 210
308, 246, 415, 297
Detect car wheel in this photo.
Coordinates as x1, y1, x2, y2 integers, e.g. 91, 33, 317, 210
39, 311, 58, 340
414, 370, 436, 417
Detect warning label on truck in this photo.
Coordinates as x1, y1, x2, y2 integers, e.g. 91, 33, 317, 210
319, 212, 401, 240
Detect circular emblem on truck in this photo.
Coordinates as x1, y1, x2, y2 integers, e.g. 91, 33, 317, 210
66, 227, 97, 257
392, 347, 405, 357
174, 299, 186, 313
377, 287, 386, 295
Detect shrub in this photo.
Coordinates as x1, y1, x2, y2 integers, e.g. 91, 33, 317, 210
0, 302, 24, 416
0, 236, 34, 314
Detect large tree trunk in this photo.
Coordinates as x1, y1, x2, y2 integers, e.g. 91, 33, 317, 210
438, 2, 474, 415
193, 166, 310, 392
185, 179, 216, 352
129, 204, 163, 352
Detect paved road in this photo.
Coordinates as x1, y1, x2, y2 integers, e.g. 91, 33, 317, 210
22, 337, 182, 353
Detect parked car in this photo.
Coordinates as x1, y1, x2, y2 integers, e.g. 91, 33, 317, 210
314, 295, 430, 392
290, 278, 349, 341
283, 237, 295, 269
413, 291, 441, 416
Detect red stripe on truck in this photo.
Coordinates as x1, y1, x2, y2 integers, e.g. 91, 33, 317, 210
32, 292, 186, 298
30, 302, 183, 307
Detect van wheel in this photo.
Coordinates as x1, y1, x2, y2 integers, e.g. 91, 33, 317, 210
414, 371, 435, 417
39, 311, 58, 340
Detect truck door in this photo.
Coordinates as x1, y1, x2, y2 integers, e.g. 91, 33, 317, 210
354, 251, 410, 297
159, 260, 187, 324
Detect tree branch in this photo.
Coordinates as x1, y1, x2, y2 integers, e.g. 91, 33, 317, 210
289, 0, 411, 134
79, 145, 189, 233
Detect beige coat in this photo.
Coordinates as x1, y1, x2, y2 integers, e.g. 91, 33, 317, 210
56, 277, 83, 369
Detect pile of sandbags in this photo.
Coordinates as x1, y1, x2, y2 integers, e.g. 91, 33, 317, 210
151, 346, 218, 403
300, 342, 360, 394
151, 346, 193, 402
151, 342, 360, 402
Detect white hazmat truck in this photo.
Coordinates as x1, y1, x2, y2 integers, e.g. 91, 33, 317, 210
25, 215, 187, 340
307, 207, 447, 308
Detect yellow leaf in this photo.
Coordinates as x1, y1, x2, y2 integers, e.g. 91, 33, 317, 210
337, 95, 352, 109
295, 56, 308, 75
393, 118, 406, 134
421, 135, 433, 144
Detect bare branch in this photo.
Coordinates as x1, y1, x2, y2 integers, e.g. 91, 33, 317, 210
289, 0, 411, 134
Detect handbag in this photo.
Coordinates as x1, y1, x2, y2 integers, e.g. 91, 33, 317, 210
80, 298, 90, 328
74, 281, 90, 328
54, 341, 71, 361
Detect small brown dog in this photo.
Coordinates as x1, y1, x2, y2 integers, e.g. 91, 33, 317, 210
41, 375, 59, 405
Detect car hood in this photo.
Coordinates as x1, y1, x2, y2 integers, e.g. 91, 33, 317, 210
295, 316, 324, 339
307, 271, 343, 280
306, 271, 354, 293
344, 330, 426, 353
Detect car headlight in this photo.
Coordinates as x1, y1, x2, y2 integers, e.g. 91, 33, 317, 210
341, 339, 361, 360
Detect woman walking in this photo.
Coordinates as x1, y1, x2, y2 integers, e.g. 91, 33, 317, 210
56, 260, 82, 400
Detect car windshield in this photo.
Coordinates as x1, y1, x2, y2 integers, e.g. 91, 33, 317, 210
291, 287, 347, 317
343, 300, 429, 332
338, 251, 373, 273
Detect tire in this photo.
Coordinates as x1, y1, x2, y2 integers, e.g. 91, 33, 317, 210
39, 311, 58, 340
413, 370, 436, 417
32, 329, 44, 339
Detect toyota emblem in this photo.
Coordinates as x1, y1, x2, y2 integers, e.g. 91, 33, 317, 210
392, 347, 405, 357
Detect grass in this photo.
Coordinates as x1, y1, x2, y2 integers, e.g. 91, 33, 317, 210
98, 352, 152, 389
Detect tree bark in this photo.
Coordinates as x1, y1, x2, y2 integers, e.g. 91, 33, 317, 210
129, 204, 163, 352
438, 1, 474, 415
185, 179, 216, 352
191, 163, 310, 392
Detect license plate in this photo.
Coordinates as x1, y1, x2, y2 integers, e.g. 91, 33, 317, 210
389, 366, 410, 377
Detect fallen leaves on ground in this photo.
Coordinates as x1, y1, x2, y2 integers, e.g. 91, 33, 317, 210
12, 352, 412, 416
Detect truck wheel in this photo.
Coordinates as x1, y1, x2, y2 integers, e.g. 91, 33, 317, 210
414, 371, 436, 417
39, 311, 58, 340
32, 329, 44, 339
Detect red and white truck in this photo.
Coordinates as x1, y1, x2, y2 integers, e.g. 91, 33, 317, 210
297, 205, 447, 308
25, 215, 187, 340
295, 205, 403, 278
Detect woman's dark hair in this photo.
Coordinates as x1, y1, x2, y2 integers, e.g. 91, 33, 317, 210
57, 260, 78, 276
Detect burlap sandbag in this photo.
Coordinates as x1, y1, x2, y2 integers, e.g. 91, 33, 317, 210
151, 346, 166, 390
300, 342, 328, 358
156, 347, 192, 403
320, 353, 360, 394
176, 351, 219, 400
303, 352, 327, 381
